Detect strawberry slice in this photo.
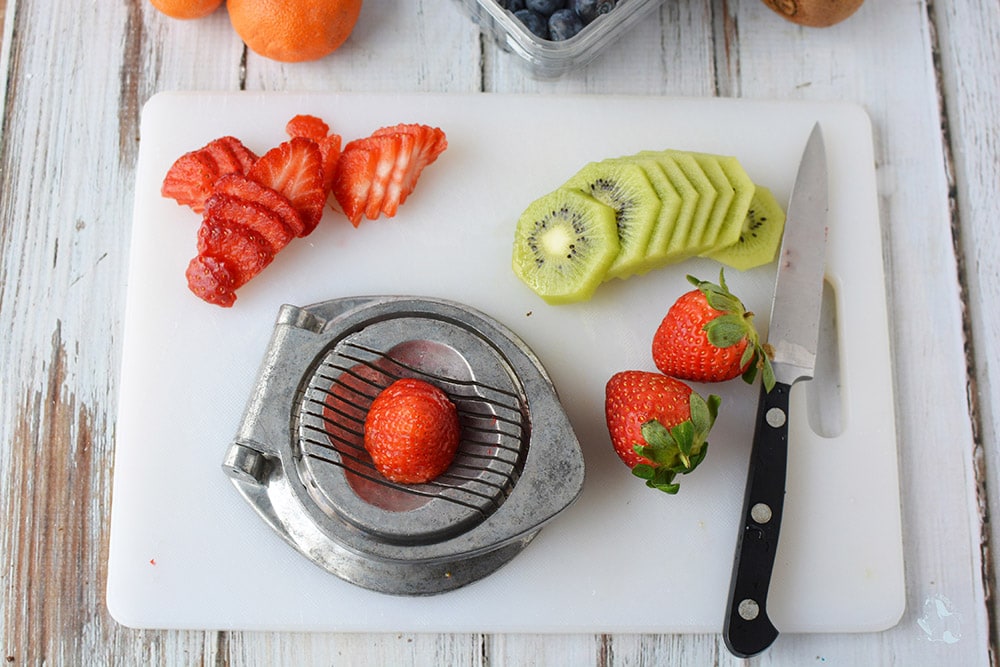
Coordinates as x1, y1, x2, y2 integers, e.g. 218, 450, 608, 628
318, 134, 342, 194
185, 255, 237, 308
331, 124, 447, 226
351, 134, 404, 222
161, 136, 258, 213
161, 150, 219, 213
212, 173, 306, 238
204, 191, 294, 253
219, 136, 259, 173
247, 137, 326, 236
372, 124, 447, 209
330, 144, 380, 227
285, 115, 342, 195
202, 138, 242, 177
286, 114, 331, 142
196, 214, 275, 288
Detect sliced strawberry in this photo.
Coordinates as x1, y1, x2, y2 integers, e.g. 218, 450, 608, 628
318, 133, 342, 194
202, 137, 242, 176
204, 192, 294, 253
213, 173, 306, 238
331, 144, 380, 227
217, 135, 259, 174
349, 134, 404, 222
162, 136, 259, 213
332, 124, 447, 225
161, 150, 219, 213
286, 114, 330, 142
364, 378, 461, 484
196, 214, 275, 287
283, 115, 341, 194
185, 255, 237, 308
372, 124, 447, 209
248, 137, 326, 236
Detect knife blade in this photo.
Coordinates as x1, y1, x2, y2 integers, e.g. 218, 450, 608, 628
723, 123, 828, 658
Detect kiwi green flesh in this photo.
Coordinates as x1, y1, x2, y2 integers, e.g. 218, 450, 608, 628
610, 157, 682, 273
704, 154, 756, 252
705, 186, 786, 271
646, 154, 700, 262
691, 153, 736, 250
563, 161, 661, 281
512, 188, 621, 304
640, 151, 717, 254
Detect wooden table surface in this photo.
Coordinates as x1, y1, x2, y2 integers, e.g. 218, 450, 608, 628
2, 1, 998, 665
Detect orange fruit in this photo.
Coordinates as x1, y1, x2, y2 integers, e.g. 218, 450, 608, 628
149, 0, 224, 20
227, 0, 364, 63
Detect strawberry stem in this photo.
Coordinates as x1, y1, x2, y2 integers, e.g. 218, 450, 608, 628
688, 269, 777, 393
632, 392, 721, 494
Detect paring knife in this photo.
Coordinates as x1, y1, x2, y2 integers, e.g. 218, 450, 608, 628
723, 123, 829, 658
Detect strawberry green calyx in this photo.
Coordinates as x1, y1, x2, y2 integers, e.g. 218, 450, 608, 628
631, 392, 721, 494
688, 270, 776, 392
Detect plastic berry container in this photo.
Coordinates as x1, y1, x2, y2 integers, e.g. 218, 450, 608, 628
452, 0, 667, 79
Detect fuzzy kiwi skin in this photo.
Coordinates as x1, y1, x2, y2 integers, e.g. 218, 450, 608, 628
762, 0, 864, 27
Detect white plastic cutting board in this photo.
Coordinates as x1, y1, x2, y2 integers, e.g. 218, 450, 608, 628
108, 92, 904, 633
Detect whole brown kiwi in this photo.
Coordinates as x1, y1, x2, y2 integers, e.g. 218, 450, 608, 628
761, 0, 865, 27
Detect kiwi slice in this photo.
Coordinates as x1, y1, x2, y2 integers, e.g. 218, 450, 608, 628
512, 188, 621, 304
690, 153, 736, 250
613, 156, 682, 272
562, 160, 661, 280
649, 154, 700, 262
640, 151, 717, 254
700, 154, 756, 253
705, 186, 787, 271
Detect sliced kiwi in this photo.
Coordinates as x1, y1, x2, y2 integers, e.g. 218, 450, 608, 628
700, 154, 756, 253
512, 188, 621, 304
705, 186, 786, 271
612, 156, 682, 272
649, 154, 700, 262
690, 153, 735, 250
562, 160, 661, 280
640, 151, 717, 254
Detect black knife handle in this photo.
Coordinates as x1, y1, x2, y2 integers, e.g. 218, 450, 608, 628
723, 381, 791, 658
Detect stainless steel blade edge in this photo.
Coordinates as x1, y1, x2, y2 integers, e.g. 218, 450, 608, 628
766, 123, 829, 385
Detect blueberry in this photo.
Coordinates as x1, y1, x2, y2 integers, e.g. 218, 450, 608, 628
525, 0, 566, 16
497, 0, 526, 10
548, 8, 584, 40
514, 9, 550, 39
569, 0, 617, 23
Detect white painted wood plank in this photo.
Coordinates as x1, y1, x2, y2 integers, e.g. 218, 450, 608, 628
241, 0, 483, 93
933, 0, 1000, 651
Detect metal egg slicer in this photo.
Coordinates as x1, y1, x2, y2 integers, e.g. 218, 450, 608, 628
222, 296, 585, 596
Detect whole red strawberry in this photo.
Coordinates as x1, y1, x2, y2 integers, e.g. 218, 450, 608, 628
364, 378, 461, 484
652, 271, 775, 391
605, 370, 721, 494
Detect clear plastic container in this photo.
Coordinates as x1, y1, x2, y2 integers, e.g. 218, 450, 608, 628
452, 0, 667, 79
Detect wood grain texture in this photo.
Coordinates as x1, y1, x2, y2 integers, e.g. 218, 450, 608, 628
932, 0, 1000, 655
0, 0, 995, 664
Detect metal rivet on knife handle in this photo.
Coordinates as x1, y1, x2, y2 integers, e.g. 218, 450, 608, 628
738, 599, 761, 621
750, 503, 773, 524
